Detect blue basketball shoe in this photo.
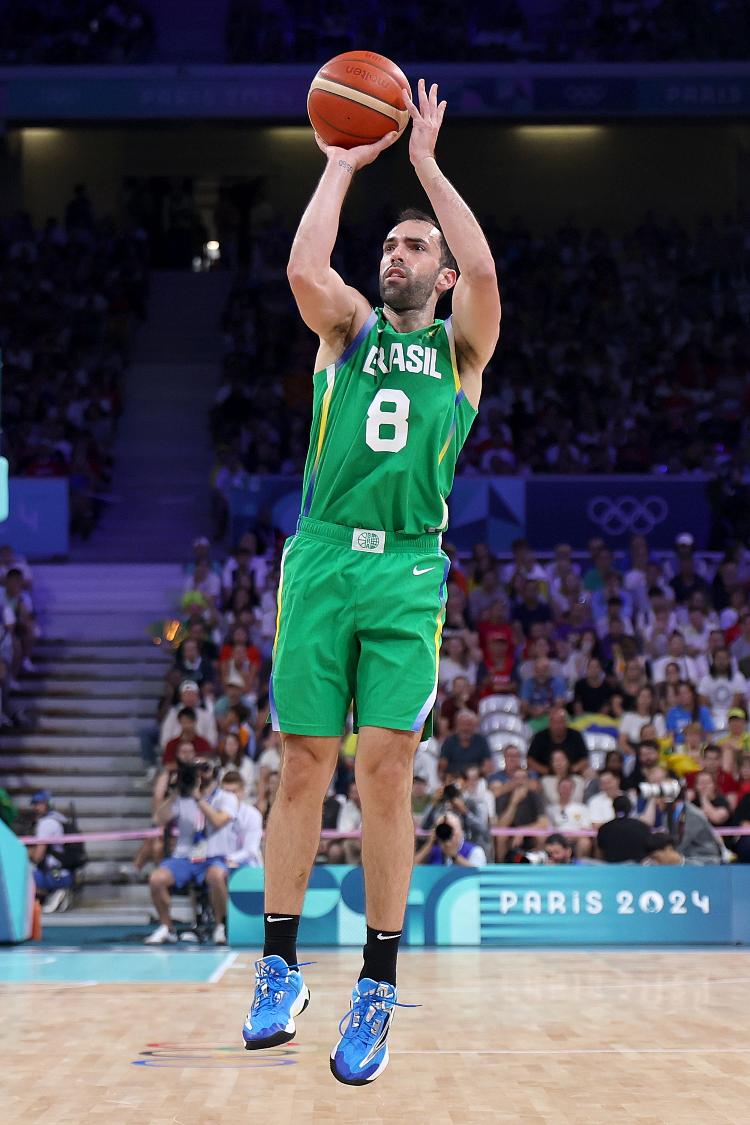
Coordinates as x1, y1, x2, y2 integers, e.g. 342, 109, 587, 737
242, 955, 311, 1050
330, 978, 400, 1085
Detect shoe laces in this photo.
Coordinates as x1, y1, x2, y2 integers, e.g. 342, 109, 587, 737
337, 984, 419, 1046
251, 959, 314, 1014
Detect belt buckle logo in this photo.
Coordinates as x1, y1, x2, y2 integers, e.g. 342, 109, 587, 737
352, 528, 385, 554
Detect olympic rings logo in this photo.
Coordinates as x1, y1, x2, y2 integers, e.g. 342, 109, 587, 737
587, 495, 669, 536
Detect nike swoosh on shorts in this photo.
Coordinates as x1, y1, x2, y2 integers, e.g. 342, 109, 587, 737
412, 566, 435, 576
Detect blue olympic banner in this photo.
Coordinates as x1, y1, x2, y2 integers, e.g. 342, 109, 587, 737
0, 819, 34, 943
228, 474, 710, 552
227, 865, 750, 947
3, 64, 750, 121
0, 478, 69, 557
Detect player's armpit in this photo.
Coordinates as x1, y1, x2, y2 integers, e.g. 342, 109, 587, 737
287, 266, 368, 347
451, 272, 501, 369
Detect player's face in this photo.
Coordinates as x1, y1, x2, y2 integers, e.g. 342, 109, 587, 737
379, 221, 445, 311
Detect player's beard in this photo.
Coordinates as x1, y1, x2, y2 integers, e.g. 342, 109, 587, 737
379, 266, 441, 312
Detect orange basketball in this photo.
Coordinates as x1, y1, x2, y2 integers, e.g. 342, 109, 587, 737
307, 50, 411, 150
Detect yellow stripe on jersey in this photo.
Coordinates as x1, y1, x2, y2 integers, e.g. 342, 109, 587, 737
438, 428, 455, 465
272, 539, 293, 657
444, 317, 462, 394
313, 365, 336, 474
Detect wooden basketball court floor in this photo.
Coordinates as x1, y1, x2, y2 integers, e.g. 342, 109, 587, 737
3, 946, 750, 1125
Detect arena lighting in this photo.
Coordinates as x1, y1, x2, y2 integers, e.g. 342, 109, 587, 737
21, 127, 64, 144
206, 240, 219, 252
514, 125, 605, 141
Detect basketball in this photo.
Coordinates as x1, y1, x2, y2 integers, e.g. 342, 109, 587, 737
307, 50, 411, 149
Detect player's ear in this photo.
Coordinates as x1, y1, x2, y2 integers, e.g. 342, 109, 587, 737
436, 267, 457, 295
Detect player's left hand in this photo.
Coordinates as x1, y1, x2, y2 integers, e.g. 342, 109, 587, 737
402, 78, 446, 166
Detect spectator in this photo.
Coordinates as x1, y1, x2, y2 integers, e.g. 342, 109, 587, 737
527, 706, 589, 776
493, 767, 548, 860
596, 795, 655, 863
623, 738, 661, 793
219, 730, 256, 796
222, 770, 263, 869
415, 810, 487, 867
438, 632, 481, 691
666, 682, 715, 745
160, 680, 217, 752
488, 743, 524, 786
174, 637, 214, 690
439, 674, 478, 734
541, 748, 585, 806
544, 832, 578, 865
477, 634, 518, 697
512, 579, 552, 636
699, 744, 739, 802
691, 771, 731, 828
652, 633, 703, 685
162, 706, 214, 767
587, 769, 623, 827
647, 792, 722, 866
573, 656, 613, 715
699, 651, 747, 722
439, 709, 493, 778
618, 685, 666, 754
718, 709, 750, 776
545, 776, 593, 856
730, 612, 750, 673
520, 656, 567, 720
27, 790, 73, 914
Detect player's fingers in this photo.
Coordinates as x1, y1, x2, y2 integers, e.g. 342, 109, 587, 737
418, 77, 428, 111
429, 83, 439, 109
438, 100, 447, 124
402, 88, 418, 118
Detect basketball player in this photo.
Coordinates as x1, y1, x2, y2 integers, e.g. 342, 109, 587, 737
242, 79, 500, 1085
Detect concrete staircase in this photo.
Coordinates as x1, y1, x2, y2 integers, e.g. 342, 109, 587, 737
0, 564, 184, 914
73, 269, 233, 563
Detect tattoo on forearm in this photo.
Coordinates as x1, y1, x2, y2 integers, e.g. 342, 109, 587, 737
338, 158, 354, 176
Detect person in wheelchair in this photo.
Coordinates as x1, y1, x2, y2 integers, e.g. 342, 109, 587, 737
145, 757, 239, 945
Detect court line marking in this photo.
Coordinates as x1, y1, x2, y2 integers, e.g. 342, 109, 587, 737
400, 1046, 750, 1057
208, 951, 239, 984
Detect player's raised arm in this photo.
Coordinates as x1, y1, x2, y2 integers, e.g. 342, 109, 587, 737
403, 79, 501, 406
287, 131, 400, 351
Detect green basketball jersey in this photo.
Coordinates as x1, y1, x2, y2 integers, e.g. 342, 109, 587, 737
300, 308, 477, 534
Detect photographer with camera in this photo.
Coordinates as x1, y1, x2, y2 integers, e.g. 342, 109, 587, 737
637, 769, 722, 865
414, 810, 487, 867
420, 776, 488, 855
145, 756, 239, 944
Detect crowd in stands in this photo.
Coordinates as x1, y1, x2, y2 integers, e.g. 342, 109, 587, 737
121, 524, 750, 941
1, 187, 149, 539
211, 208, 750, 529
0, 0, 745, 67
0, 0, 154, 64
0, 543, 36, 728
226, 0, 750, 64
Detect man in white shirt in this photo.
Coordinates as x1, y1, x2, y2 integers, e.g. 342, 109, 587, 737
145, 759, 239, 945
586, 770, 623, 828
547, 776, 593, 857
222, 771, 263, 868
651, 632, 704, 685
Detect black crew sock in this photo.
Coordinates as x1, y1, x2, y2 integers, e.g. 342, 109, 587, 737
360, 924, 402, 987
263, 912, 301, 968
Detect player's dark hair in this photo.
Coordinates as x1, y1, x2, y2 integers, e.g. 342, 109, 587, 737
397, 207, 458, 273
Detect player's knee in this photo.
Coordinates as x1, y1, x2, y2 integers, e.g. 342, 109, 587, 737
358, 752, 413, 798
280, 741, 331, 800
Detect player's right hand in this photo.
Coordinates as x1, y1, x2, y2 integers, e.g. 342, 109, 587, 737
314, 129, 400, 171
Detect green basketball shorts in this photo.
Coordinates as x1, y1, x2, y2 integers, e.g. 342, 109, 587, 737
269, 517, 450, 737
